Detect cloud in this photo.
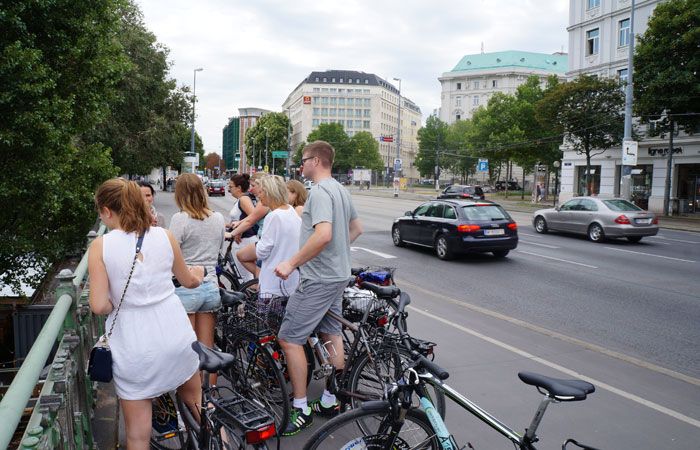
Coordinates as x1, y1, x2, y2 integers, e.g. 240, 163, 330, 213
137, 0, 568, 153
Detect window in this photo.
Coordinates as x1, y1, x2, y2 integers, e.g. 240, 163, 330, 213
364, 109, 370, 117
364, 89, 370, 94
455, 96, 462, 107
321, 119, 328, 124
473, 81, 479, 90
339, 78, 343, 83
338, 109, 345, 117
348, 79, 352, 83
586, 28, 600, 55
363, 120, 370, 128
456, 114, 461, 120
329, 108, 336, 116
364, 98, 371, 106
365, 79, 369, 84
559, 199, 580, 211
338, 98, 345, 106
355, 109, 362, 117
414, 204, 431, 216
355, 120, 362, 128
472, 95, 479, 106
313, 108, 320, 116
346, 120, 353, 128
338, 88, 344, 93
331, 78, 335, 82
347, 98, 354, 106
456, 82, 462, 90
321, 88, 328, 92
443, 206, 457, 220
618, 68, 629, 84
461, 205, 509, 221
321, 108, 328, 115
577, 199, 599, 212
587, 0, 600, 9
603, 199, 642, 212
618, 18, 630, 47
313, 87, 320, 92
330, 88, 337, 93
312, 96, 319, 104
356, 78, 360, 83
330, 97, 337, 105
428, 204, 445, 218
321, 96, 329, 104
312, 119, 320, 126
492, 79, 497, 88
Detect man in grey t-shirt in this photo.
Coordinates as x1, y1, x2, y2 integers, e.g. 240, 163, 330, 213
275, 140, 363, 435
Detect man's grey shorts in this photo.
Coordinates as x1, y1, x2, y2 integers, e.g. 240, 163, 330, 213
278, 279, 348, 345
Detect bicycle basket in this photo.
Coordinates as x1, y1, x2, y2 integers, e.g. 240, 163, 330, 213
219, 301, 272, 341
256, 293, 287, 334
343, 286, 382, 322
356, 266, 396, 286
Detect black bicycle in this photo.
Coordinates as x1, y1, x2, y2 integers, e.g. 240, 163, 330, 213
217, 237, 259, 298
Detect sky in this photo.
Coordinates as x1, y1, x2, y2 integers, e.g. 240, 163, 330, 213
136, 0, 569, 155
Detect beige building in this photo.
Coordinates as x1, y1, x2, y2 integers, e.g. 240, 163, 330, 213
237, 107, 272, 174
282, 70, 422, 180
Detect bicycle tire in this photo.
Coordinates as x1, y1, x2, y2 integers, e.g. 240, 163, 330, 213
348, 348, 446, 420
303, 405, 439, 450
237, 278, 259, 300
223, 336, 290, 435
175, 393, 200, 449
218, 270, 240, 291
150, 392, 189, 449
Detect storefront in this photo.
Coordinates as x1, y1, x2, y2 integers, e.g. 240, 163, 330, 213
677, 164, 700, 214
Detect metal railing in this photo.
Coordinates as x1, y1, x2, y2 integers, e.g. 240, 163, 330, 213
0, 224, 107, 449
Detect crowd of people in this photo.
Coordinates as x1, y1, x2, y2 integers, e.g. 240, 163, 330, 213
87, 140, 361, 448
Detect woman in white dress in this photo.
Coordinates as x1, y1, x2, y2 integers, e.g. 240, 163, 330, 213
88, 178, 204, 450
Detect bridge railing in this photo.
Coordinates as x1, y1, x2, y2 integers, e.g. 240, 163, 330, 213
0, 224, 107, 449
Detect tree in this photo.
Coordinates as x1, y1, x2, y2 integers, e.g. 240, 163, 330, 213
0, 0, 127, 293
205, 152, 226, 177
634, 0, 700, 134
350, 131, 383, 171
536, 75, 625, 195
305, 123, 353, 172
444, 119, 477, 182
244, 112, 290, 171
416, 115, 449, 178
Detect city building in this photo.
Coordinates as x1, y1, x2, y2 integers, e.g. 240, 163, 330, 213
560, 0, 699, 214
282, 70, 422, 181
438, 50, 568, 124
222, 107, 272, 174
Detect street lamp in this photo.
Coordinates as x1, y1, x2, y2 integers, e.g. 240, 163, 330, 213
392, 78, 402, 198
190, 68, 203, 155
553, 161, 561, 207
264, 126, 269, 171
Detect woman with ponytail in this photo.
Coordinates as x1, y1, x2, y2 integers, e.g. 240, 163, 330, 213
88, 178, 204, 450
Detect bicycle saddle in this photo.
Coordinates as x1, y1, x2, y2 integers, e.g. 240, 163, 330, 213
518, 372, 595, 401
191, 341, 236, 373
219, 288, 246, 308
359, 281, 400, 299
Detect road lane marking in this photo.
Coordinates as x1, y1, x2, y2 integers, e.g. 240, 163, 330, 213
398, 278, 700, 388
408, 306, 700, 429
519, 240, 560, 249
519, 233, 542, 238
517, 250, 598, 268
604, 247, 696, 263
648, 236, 700, 244
350, 246, 397, 259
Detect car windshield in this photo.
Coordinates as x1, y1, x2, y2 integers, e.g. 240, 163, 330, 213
603, 199, 642, 211
462, 205, 509, 221
211, 181, 224, 187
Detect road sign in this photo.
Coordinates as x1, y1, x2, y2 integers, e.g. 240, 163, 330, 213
622, 140, 638, 166
477, 159, 489, 173
263, 165, 269, 173
272, 150, 288, 159
394, 158, 402, 172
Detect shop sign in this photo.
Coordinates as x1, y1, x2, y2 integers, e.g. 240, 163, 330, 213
303, 96, 312, 104
648, 147, 682, 157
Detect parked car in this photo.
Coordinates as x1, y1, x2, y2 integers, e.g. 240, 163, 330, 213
481, 185, 495, 193
533, 197, 659, 243
207, 180, 226, 196
495, 181, 522, 191
392, 199, 518, 260
437, 184, 485, 200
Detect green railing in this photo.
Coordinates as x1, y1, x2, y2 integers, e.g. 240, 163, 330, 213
0, 225, 107, 449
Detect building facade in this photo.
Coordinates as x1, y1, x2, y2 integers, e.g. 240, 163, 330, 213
222, 117, 240, 173
560, 0, 699, 214
221, 107, 272, 174
282, 70, 422, 180
438, 50, 568, 124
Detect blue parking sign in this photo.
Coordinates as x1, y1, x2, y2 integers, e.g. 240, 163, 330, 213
477, 159, 489, 172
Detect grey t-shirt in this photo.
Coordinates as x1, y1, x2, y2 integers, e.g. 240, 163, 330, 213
299, 178, 358, 282
169, 211, 225, 283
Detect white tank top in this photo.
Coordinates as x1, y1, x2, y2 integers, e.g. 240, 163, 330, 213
102, 227, 175, 309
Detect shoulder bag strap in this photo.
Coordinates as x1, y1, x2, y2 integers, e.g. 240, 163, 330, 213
105, 233, 145, 340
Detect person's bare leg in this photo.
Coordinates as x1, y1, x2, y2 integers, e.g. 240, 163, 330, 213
121, 399, 152, 450
278, 339, 308, 399
236, 243, 260, 279
195, 312, 218, 385
176, 371, 202, 423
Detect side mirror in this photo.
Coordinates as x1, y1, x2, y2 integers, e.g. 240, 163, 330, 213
404, 211, 413, 216
555, 206, 561, 212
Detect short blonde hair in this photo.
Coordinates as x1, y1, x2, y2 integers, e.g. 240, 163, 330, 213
258, 175, 288, 209
286, 179, 308, 208
175, 173, 212, 220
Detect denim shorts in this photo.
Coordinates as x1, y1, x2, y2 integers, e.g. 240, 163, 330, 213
175, 280, 221, 313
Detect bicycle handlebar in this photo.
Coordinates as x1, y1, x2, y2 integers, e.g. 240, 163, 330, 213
414, 353, 450, 380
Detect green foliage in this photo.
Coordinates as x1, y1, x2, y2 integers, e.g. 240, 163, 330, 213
415, 115, 449, 177
634, 0, 700, 133
350, 131, 383, 171
305, 123, 353, 172
0, 0, 126, 293
244, 112, 290, 170
536, 75, 625, 194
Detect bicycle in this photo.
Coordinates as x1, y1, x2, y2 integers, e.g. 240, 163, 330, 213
150, 391, 188, 449
177, 341, 278, 450
217, 236, 259, 298
303, 323, 601, 450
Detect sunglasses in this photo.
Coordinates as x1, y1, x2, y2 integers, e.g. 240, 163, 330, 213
301, 156, 316, 165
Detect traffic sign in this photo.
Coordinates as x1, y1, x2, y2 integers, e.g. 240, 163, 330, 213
622, 140, 638, 166
477, 159, 489, 173
394, 158, 402, 172
263, 165, 269, 173
272, 150, 288, 159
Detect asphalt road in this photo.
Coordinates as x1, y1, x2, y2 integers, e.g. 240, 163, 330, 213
154, 189, 700, 449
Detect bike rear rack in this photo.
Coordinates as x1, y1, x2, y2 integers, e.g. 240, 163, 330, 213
211, 387, 275, 431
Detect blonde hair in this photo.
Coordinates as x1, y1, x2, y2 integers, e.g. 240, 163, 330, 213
250, 171, 268, 185
286, 179, 307, 208
175, 173, 212, 220
258, 175, 288, 209
95, 178, 151, 234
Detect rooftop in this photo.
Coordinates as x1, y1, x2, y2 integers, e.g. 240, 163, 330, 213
304, 70, 400, 94
449, 51, 568, 74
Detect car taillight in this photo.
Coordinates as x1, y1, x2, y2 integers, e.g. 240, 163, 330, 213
246, 424, 276, 444
507, 222, 517, 230
614, 215, 631, 224
461, 193, 471, 198
457, 224, 480, 233
652, 216, 659, 224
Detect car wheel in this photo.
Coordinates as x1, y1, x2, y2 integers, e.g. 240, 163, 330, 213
627, 236, 643, 243
392, 225, 405, 247
588, 223, 605, 243
534, 216, 548, 234
492, 250, 509, 258
434, 235, 454, 260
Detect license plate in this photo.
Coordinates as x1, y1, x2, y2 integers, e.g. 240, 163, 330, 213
635, 218, 652, 224
483, 229, 505, 236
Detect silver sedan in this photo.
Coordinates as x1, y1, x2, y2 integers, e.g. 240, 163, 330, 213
533, 197, 659, 243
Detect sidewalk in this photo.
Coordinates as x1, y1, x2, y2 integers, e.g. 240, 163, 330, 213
347, 186, 700, 233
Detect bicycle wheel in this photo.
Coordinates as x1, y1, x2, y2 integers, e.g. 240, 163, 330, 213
348, 349, 446, 419
218, 270, 239, 291
237, 278, 259, 300
303, 406, 439, 450
150, 392, 189, 449
224, 336, 290, 435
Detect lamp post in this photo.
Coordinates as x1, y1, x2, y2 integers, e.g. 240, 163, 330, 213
190, 68, 203, 155
620, 0, 636, 200
553, 161, 561, 206
392, 78, 402, 198
264, 127, 269, 171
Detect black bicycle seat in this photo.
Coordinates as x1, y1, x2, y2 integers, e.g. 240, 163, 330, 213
351, 267, 365, 276
518, 372, 595, 401
192, 341, 236, 373
219, 288, 246, 308
359, 282, 400, 299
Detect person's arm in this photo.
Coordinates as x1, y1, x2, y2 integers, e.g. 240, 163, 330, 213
88, 237, 113, 315
349, 218, 363, 243
255, 214, 278, 261
274, 222, 331, 280
167, 230, 204, 288
229, 200, 268, 238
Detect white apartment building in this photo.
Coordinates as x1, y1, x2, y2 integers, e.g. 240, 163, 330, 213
282, 70, 422, 180
560, 0, 699, 214
438, 50, 568, 124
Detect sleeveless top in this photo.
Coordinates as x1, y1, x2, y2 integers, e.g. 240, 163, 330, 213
230, 193, 258, 238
